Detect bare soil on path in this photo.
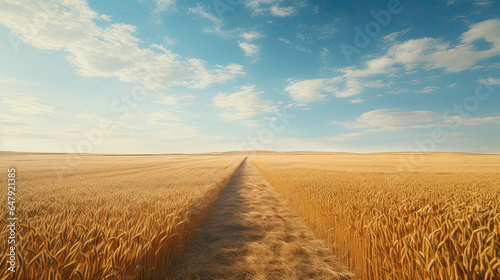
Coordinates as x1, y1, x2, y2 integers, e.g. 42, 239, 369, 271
167, 159, 352, 279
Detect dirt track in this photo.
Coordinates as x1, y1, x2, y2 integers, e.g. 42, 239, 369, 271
167, 159, 352, 279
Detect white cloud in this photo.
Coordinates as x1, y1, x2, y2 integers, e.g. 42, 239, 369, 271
371, 20, 498, 73
285, 78, 339, 103
238, 31, 263, 59
447, 83, 458, 87
439, 132, 474, 138
350, 98, 364, 104
240, 31, 264, 41
445, 0, 494, 6
163, 35, 176, 46
473, 0, 494, 6
0, 114, 27, 126
415, 86, 441, 94
0, 0, 244, 90
284, 75, 390, 103
278, 38, 291, 45
181, 61, 245, 89
477, 77, 500, 85
314, 23, 337, 40
188, 3, 222, 25
460, 116, 500, 125
154, 0, 177, 14
285, 19, 500, 103
320, 47, 331, 62
471, 62, 500, 71
328, 132, 364, 142
238, 42, 260, 57
245, 0, 304, 17
189, 7, 265, 58
213, 85, 277, 121
427, 19, 500, 72
336, 87, 363, 98
390, 88, 410, 94
191, 8, 252, 40
159, 96, 177, 105
1, 93, 54, 114
338, 109, 441, 131
278, 37, 311, 52
269, 6, 296, 17
297, 31, 313, 42
202, 24, 234, 38
381, 28, 411, 43
246, 0, 280, 13
334, 109, 500, 135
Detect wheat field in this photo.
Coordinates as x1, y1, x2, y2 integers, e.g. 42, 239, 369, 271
252, 152, 500, 280
0, 152, 243, 279
1, 151, 498, 279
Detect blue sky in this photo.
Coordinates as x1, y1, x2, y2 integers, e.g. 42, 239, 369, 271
0, 0, 499, 154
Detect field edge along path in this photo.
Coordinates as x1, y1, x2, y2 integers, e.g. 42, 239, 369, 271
167, 159, 353, 279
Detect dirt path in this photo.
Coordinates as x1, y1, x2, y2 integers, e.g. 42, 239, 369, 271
167, 159, 352, 279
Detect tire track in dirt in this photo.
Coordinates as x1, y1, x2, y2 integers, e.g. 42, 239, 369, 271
167, 159, 352, 279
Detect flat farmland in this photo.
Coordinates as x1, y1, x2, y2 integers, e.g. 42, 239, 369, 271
0, 153, 243, 279
252, 152, 500, 280
0, 152, 499, 279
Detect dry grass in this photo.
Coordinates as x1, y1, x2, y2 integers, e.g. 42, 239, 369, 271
0, 153, 243, 279
252, 152, 500, 280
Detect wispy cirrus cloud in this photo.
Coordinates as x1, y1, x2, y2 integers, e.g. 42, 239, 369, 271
380, 28, 411, 43
1, 93, 54, 114
188, 5, 265, 61
269, 5, 297, 17
153, 0, 177, 14
459, 115, 500, 125
415, 86, 441, 94
245, 0, 305, 17
332, 109, 500, 134
334, 109, 442, 132
188, 3, 222, 25
278, 33, 312, 53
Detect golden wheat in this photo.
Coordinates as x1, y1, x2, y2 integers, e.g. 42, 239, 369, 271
0, 153, 243, 279
252, 152, 500, 280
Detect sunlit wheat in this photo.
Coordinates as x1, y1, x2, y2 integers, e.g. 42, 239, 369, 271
0, 153, 243, 279
253, 152, 500, 280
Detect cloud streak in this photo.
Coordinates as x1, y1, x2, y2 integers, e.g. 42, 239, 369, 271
285, 19, 500, 104
213, 85, 277, 123
0, 0, 244, 90
1, 93, 54, 114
